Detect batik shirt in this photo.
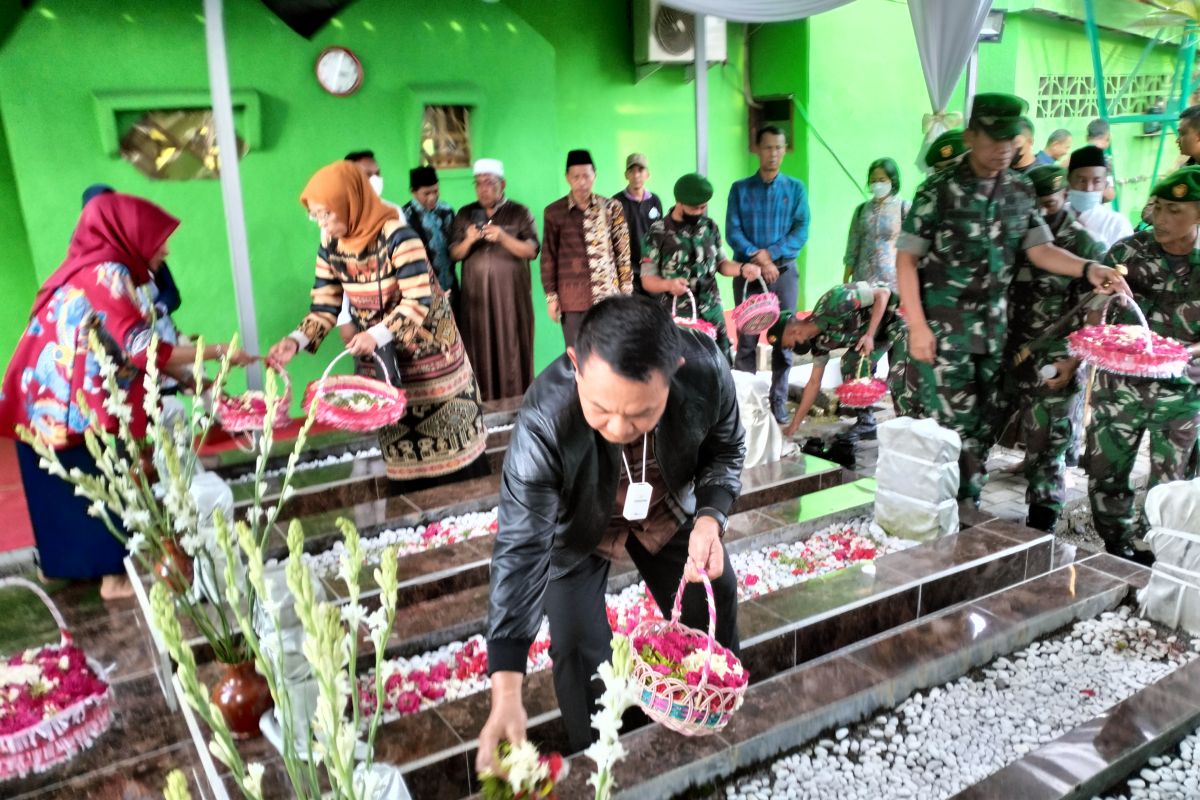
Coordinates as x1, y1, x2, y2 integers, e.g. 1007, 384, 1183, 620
898, 161, 1053, 355
1007, 208, 1106, 376
402, 199, 456, 292
1104, 230, 1200, 384
642, 214, 732, 356
807, 281, 899, 368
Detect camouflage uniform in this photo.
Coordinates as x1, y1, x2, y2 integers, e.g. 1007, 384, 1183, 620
804, 281, 901, 380
897, 160, 1054, 501
1003, 209, 1105, 519
642, 214, 732, 359
1086, 231, 1200, 549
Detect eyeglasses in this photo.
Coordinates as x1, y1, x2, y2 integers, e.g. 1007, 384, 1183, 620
307, 208, 335, 224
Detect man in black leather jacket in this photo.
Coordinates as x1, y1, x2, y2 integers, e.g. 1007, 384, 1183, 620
477, 295, 746, 767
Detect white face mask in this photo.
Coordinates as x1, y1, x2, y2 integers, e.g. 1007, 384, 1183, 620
1068, 188, 1102, 214
869, 181, 892, 199
368, 174, 384, 197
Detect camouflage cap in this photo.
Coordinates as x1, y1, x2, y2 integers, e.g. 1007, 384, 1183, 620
925, 129, 967, 169
969, 93, 1029, 140
1027, 164, 1067, 198
1151, 165, 1200, 202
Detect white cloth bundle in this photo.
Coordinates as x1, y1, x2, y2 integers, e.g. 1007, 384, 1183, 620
1139, 478, 1200, 635
873, 417, 961, 540
732, 370, 790, 468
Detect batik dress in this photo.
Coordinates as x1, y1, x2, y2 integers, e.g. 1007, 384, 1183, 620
295, 219, 487, 482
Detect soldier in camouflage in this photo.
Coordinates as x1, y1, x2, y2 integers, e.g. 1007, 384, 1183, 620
766, 281, 900, 437
1004, 165, 1106, 533
1086, 166, 1200, 564
896, 93, 1126, 507
642, 173, 761, 360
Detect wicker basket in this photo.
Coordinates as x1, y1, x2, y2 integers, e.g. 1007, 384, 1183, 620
671, 291, 717, 340
835, 353, 888, 408
216, 363, 292, 433
303, 349, 407, 432
731, 277, 781, 336
629, 570, 747, 736
1067, 293, 1190, 380
0, 578, 112, 781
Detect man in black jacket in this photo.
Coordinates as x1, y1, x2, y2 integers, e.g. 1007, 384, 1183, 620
478, 295, 745, 766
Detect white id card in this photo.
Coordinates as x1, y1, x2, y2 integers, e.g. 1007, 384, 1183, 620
623, 481, 653, 520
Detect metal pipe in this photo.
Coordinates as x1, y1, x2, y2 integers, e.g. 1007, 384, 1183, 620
695, 13, 708, 174
204, 0, 262, 388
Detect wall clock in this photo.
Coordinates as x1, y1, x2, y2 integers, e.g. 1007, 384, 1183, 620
315, 46, 363, 96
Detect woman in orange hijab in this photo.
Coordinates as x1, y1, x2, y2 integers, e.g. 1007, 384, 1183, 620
268, 160, 488, 489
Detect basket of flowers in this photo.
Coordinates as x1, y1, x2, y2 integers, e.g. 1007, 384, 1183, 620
671, 290, 717, 340
0, 578, 113, 781
731, 276, 781, 336
1067, 293, 1190, 380
215, 363, 292, 433
303, 349, 407, 432
835, 355, 888, 408
629, 569, 748, 736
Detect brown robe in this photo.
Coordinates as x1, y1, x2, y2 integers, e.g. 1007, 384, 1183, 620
451, 199, 541, 401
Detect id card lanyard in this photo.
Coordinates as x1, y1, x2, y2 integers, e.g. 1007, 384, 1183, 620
621, 434, 652, 521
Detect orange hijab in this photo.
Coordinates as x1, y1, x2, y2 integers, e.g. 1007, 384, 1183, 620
299, 160, 400, 254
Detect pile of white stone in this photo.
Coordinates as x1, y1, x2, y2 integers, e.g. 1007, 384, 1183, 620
723, 606, 1198, 800
1097, 727, 1200, 799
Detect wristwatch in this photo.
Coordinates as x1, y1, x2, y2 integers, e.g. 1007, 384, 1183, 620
695, 507, 729, 538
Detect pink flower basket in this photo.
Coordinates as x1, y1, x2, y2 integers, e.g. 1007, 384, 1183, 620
671, 291, 717, 340
835, 357, 888, 408
629, 570, 748, 736
216, 364, 292, 433
731, 277, 780, 336
1067, 294, 1190, 380
303, 350, 407, 432
0, 578, 112, 782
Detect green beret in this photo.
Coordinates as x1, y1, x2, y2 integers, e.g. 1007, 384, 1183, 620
925, 129, 967, 169
1151, 166, 1200, 202
765, 310, 794, 347
674, 172, 713, 205
1027, 165, 1067, 198
969, 93, 1029, 140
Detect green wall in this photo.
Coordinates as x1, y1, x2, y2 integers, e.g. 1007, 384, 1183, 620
979, 10, 1182, 221
0, 0, 754, 407
0, 110, 37, 367
748, 0, 965, 308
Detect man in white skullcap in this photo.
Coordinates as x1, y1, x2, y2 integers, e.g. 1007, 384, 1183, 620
449, 159, 542, 400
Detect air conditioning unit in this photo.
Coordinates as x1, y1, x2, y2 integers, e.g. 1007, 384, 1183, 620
633, 0, 727, 65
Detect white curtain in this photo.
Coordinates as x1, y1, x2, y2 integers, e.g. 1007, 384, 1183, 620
663, 0, 856, 22
908, 0, 992, 160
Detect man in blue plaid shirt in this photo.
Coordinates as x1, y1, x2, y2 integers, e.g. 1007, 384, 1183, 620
726, 125, 811, 423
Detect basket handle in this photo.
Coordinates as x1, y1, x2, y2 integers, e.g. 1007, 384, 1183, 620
736, 275, 770, 306
0, 577, 71, 646
319, 348, 391, 390
670, 566, 718, 691
856, 352, 870, 381
1100, 293, 1154, 353
671, 290, 699, 323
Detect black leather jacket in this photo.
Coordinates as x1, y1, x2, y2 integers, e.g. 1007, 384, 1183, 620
487, 330, 745, 673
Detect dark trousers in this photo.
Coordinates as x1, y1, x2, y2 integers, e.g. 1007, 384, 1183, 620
733, 263, 799, 416
561, 311, 587, 350
544, 523, 740, 752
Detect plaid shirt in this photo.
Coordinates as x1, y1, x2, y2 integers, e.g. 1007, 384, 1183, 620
725, 172, 810, 264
